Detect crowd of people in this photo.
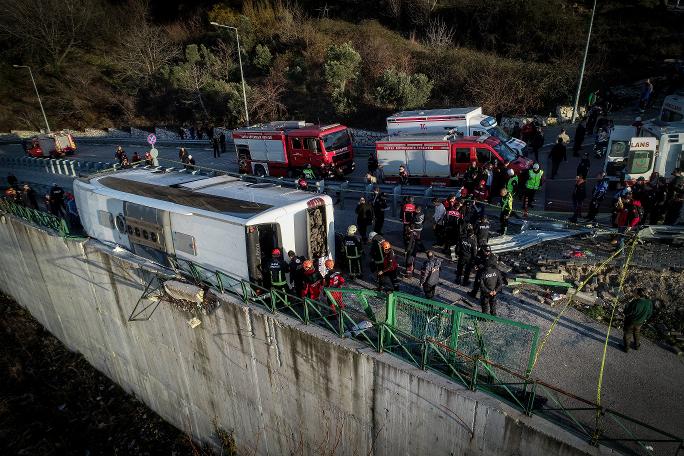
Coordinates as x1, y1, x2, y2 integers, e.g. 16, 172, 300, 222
3, 175, 80, 229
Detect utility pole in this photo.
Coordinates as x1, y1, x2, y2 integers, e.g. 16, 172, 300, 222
571, 0, 598, 123
210, 22, 250, 126
13, 64, 51, 132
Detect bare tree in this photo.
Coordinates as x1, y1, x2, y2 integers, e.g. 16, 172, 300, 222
0, 0, 101, 66
425, 18, 455, 49
111, 0, 180, 87
250, 74, 288, 123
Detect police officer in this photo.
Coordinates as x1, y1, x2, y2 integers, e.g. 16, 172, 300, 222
499, 188, 513, 235
287, 250, 305, 297
344, 225, 363, 279
479, 256, 504, 316
524, 163, 544, 216
456, 224, 478, 286
444, 199, 463, 258
506, 168, 519, 198
475, 213, 490, 248
468, 246, 493, 299
369, 231, 385, 275
267, 248, 289, 293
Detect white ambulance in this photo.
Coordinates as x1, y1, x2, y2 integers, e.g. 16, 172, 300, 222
385, 107, 527, 155
659, 94, 684, 123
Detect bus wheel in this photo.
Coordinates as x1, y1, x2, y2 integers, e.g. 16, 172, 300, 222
254, 165, 267, 177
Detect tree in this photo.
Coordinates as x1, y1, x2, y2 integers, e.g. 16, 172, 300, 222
253, 44, 273, 72
375, 68, 433, 109
0, 0, 102, 67
323, 42, 361, 114
425, 18, 455, 49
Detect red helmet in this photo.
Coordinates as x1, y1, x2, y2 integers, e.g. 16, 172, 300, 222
272, 248, 281, 256
479, 179, 486, 186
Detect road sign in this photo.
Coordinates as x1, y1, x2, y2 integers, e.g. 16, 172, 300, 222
147, 133, 157, 145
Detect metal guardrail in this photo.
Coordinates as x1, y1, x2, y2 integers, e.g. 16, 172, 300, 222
0, 155, 114, 177
166, 256, 682, 456
0, 198, 71, 237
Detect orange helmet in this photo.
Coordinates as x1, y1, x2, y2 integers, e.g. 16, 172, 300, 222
381, 240, 391, 251
324, 259, 334, 269
303, 259, 314, 270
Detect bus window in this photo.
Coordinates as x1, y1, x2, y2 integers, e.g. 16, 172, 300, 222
627, 150, 653, 175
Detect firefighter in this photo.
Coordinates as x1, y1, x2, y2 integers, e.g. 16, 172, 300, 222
523, 163, 544, 216
323, 259, 346, 312
400, 196, 417, 244
369, 231, 385, 274
468, 246, 493, 299
419, 251, 442, 299
506, 168, 519, 198
473, 179, 489, 215
480, 255, 504, 316
267, 248, 289, 293
499, 188, 513, 235
377, 241, 399, 291
404, 223, 424, 277
301, 259, 323, 300
456, 224, 478, 286
344, 225, 363, 279
463, 161, 480, 193
475, 213, 490, 248
287, 250, 305, 297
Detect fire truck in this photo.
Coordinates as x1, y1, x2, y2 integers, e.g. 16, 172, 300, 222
375, 134, 532, 186
233, 121, 355, 178
22, 131, 77, 158
385, 107, 527, 155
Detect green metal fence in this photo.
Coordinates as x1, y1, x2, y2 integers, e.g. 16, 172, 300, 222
0, 198, 71, 237
161, 256, 681, 456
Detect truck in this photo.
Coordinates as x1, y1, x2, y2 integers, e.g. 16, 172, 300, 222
22, 131, 77, 158
659, 94, 684, 123
375, 134, 533, 186
233, 121, 355, 179
74, 168, 334, 288
604, 122, 684, 184
385, 107, 527, 155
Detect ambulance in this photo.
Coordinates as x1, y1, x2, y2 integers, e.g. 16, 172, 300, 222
385, 107, 527, 155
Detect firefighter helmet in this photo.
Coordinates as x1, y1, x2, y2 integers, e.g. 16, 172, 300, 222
347, 225, 358, 236
303, 259, 314, 269
381, 240, 391, 251
368, 231, 378, 240
479, 179, 486, 186
325, 259, 334, 269
272, 248, 281, 256
507, 168, 515, 176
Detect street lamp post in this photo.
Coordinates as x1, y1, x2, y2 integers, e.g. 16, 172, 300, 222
571, 0, 598, 124
210, 21, 250, 127
13, 64, 51, 133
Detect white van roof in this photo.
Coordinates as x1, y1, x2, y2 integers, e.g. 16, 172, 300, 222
388, 107, 482, 119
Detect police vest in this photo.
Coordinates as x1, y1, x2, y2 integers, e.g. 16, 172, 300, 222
506, 176, 518, 193
526, 170, 544, 190
460, 239, 474, 255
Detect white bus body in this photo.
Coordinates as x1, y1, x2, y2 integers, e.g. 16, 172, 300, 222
74, 169, 334, 286
385, 107, 527, 155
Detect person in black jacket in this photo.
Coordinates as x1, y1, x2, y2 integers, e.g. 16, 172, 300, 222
573, 121, 586, 157
267, 248, 289, 293
368, 231, 385, 274
420, 251, 442, 299
456, 224, 478, 286
570, 176, 587, 222
344, 225, 364, 279
371, 189, 388, 234
287, 250, 305, 297
549, 138, 567, 179
468, 246, 493, 299
531, 126, 544, 163
475, 214, 490, 249
404, 224, 425, 277
355, 196, 374, 243
479, 256, 504, 316
576, 153, 591, 179
21, 183, 39, 209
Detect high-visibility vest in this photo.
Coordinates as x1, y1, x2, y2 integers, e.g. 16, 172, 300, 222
526, 170, 544, 190
501, 193, 513, 213
303, 168, 316, 179
506, 175, 518, 194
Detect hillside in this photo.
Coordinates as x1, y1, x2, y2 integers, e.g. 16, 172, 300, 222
0, 0, 681, 131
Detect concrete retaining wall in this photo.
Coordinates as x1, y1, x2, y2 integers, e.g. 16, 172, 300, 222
0, 216, 612, 456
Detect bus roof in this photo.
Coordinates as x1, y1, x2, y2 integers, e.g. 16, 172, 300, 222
88, 169, 323, 221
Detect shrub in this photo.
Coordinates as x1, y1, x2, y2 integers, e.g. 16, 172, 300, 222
253, 44, 272, 71
374, 68, 433, 110
323, 42, 361, 113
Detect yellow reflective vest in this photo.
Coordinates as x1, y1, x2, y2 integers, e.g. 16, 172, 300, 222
526, 169, 544, 190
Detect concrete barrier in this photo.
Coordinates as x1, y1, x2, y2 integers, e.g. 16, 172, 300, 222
0, 216, 611, 456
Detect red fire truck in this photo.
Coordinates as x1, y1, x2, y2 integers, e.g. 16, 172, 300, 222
233, 121, 355, 178
22, 131, 77, 158
375, 134, 532, 186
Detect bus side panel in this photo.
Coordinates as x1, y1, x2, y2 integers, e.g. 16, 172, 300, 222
169, 213, 249, 280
